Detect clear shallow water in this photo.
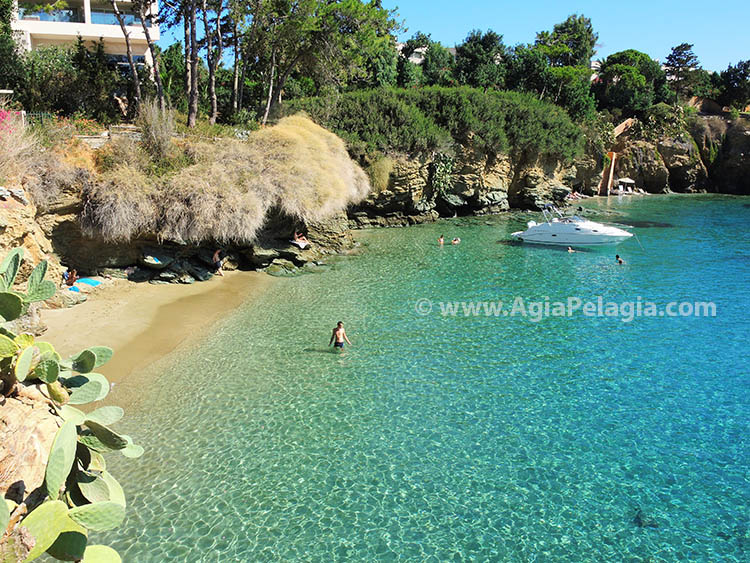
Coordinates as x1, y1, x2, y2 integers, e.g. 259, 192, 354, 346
102, 195, 749, 561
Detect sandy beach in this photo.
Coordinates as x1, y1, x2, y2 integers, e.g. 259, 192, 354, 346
42, 271, 274, 395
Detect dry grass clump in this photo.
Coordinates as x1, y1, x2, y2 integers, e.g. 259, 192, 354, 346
80, 164, 159, 241
247, 115, 370, 223
82, 115, 370, 244
95, 137, 149, 173
137, 99, 176, 161
0, 114, 37, 183
56, 137, 97, 173
160, 161, 273, 243
0, 115, 82, 211
24, 151, 80, 211
367, 156, 394, 193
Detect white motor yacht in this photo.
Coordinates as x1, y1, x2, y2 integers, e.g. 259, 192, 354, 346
511, 205, 633, 246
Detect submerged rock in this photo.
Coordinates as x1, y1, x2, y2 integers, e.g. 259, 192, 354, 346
633, 508, 659, 528
264, 258, 298, 277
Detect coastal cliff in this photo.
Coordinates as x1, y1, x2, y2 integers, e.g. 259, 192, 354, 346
1, 110, 748, 292
350, 114, 749, 227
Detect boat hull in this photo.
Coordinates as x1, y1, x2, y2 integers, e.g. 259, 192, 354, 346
510, 224, 633, 246
511, 233, 632, 246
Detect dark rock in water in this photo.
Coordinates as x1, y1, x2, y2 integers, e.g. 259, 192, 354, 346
551, 185, 572, 200
633, 508, 659, 528
246, 245, 281, 268
264, 258, 298, 277
140, 248, 175, 270
127, 267, 152, 283
624, 220, 674, 228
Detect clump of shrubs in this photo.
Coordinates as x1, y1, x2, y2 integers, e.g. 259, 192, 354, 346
82, 114, 370, 244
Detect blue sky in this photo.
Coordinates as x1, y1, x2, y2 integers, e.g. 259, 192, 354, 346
383, 0, 747, 71
157, 0, 747, 72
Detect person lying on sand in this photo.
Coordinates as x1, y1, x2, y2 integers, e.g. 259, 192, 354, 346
329, 321, 352, 349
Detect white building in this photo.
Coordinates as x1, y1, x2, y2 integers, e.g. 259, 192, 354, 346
11, 0, 159, 67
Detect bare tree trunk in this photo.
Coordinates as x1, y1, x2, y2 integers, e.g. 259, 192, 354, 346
270, 52, 302, 116
138, 1, 165, 110
238, 59, 245, 110
187, 1, 199, 127
262, 48, 276, 126
201, 0, 217, 124
183, 5, 190, 99
110, 0, 141, 109
554, 78, 563, 104
212, 1, 224, 123
231, 18, 240, 112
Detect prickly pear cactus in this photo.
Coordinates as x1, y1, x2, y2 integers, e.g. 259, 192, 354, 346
0, 248, 142, 562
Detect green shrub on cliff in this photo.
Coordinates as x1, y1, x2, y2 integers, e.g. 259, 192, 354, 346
0, 248, 140, 562
286, 87, 584, 162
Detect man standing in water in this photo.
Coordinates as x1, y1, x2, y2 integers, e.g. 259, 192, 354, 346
329, 321, 352, 349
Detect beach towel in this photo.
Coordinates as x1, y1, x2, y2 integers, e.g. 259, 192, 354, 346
77, 278, 102, 287
290, 240, 309, 249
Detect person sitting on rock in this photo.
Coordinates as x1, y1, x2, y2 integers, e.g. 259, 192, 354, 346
63, 268, 78, 287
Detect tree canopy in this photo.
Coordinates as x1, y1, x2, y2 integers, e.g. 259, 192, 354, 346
454, 30, 506, 90
535, 14, 597, 67
664, 43, 700, 101
593, 49, 670, 117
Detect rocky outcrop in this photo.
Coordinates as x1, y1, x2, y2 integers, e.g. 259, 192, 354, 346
0, 193, 64, 283
351, 141, 579, 227
613, 140, 670, 193
0, 385, 58, 504
705, 120, 750, 194
656, 137, 708, 192
611, 115, 749, 195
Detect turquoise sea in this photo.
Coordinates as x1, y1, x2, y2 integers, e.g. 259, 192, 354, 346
103, 195, 749, 561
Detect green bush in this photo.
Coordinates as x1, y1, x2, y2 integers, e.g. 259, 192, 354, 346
18, 39, 125, 123
285, 86, 584, 162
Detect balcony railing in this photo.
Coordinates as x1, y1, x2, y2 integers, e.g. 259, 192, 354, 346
18, 8, 85, 23
90, 10, 150, 27
16, 7, 152, 27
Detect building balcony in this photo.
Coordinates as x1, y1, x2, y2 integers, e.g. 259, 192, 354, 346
18, 7, 85, 23
13, 0, 159, 42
